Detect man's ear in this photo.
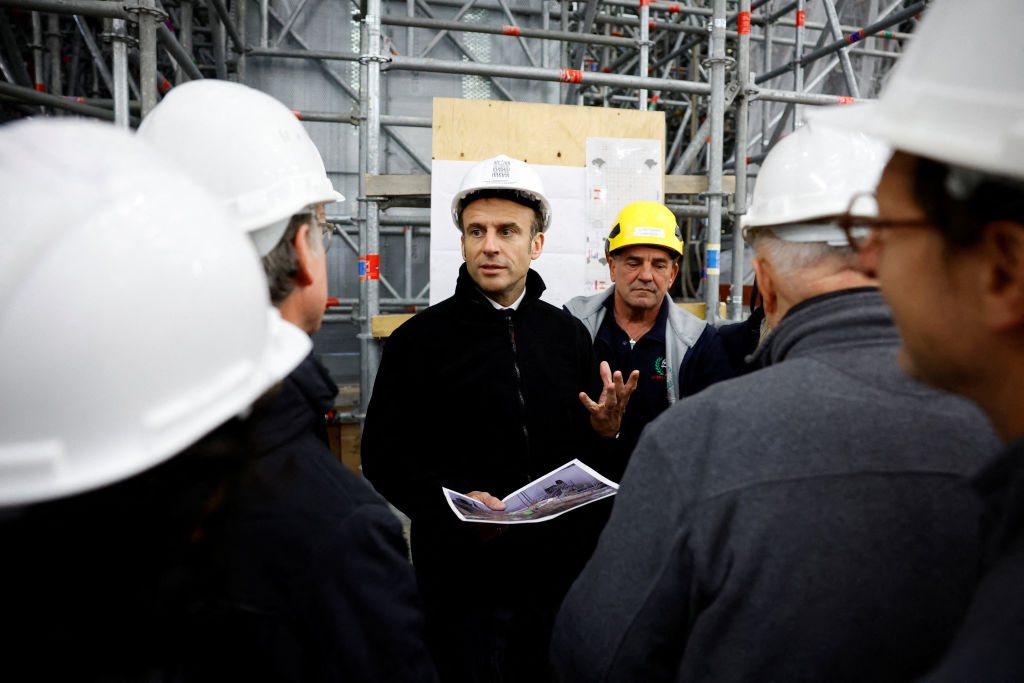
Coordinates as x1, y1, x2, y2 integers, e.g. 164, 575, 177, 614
292, 222, 316, 287
460, 233, 467, 262
751, 256, 777, 316
606, 253, 616, 283
980, 220, 1024, 331
530, 232, 545, 260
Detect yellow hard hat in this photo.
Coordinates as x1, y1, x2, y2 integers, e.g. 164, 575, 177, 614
605, 201, 683, 257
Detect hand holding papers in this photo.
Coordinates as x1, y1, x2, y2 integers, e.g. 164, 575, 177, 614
443, 459, 618, 525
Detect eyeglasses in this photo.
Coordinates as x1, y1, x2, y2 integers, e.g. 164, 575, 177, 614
837, 191, 932, 253
317, 216, 338, 254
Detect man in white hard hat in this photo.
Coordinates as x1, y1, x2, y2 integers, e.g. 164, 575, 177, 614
138, 81, 436, 680
809, 0, 1024, 676
551, 122, 999, 682
362, 154, 636, 681
0, 119, 316, 677
564, 200, 734, 468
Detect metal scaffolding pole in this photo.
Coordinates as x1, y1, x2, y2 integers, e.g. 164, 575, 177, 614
46, 13, 62, 98
756, 1, 923, 84
31, 11, 44, 95
260, 4, 431, 172
157, 22, 203, 81
385, 54, 711, 95
205, 0, 243, 53
821, 0, 860, 98
383, 13, 636, 48
135, 0, 158, 117
704, 0, 727, 324
111, 15, 130, 128
0, 79, 138, 122
728, 0, 751, 321
793, 0, 804, 126
72, 15, 114, 94
638, 0, 648, 109
361, 0, 385, 415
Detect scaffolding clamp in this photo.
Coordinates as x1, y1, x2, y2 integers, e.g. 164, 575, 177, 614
122, 0, 168, 23
358, 54, 392, 66
701, 56, 735, 69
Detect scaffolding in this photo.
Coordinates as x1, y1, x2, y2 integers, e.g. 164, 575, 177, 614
0, 0, 920, 421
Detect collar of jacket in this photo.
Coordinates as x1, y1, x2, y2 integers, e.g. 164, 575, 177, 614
751, 287, 897, 368
453, 262, 547, 311
252, 351, 338, 451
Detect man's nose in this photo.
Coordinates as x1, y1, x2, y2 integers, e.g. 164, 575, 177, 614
638, 262, 654, 280
482, 230, 499, 253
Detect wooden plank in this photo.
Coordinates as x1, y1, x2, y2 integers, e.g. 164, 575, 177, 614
432, 97, 665, 167
665, 175, 736, 195
365, 173, 431, 197
362, 173, 730, 198
372, 313, 415, 338
677, 301, 727, 320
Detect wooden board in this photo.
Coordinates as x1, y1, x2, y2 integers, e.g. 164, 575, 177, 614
432, 97, 665, 167
372, 313, 415, 338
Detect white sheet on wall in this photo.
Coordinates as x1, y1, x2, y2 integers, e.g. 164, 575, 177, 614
584, 138, 664, 294
430, 159, 587, 308
429, 139, 662, 308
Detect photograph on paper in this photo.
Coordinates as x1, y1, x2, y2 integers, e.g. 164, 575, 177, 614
442, 459, 618, 525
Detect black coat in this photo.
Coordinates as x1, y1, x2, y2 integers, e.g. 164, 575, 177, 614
0, 353, 435, 682
362, 265, 614, 682
922, 436, 1024, 680
209, 352, 436, 682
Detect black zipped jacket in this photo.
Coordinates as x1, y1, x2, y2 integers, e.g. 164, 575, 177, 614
362, 265, 613, 680
209, 352, 436, 682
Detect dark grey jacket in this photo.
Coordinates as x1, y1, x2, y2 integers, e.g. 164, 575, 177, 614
551, 288, 1000, 682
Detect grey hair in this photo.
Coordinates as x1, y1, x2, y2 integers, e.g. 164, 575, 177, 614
261, 210, 319, 305
749, 227, 856, 276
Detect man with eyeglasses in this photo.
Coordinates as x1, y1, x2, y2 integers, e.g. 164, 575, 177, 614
551, 122, 999, 682
810, 0, 1024, 676
137, 81, 437, 680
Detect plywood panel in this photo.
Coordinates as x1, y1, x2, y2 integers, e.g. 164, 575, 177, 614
372, 314, 415, 338
432, 97, 665, 167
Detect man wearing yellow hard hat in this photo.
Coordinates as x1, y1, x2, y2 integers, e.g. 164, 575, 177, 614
564, 201, 734, 464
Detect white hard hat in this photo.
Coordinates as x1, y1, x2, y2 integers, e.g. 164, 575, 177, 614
137, 80, 344, 256
0, 119, 312, 507
743, 123, 890, 244
807, 0, 1024, 183
450, 154, 552, 232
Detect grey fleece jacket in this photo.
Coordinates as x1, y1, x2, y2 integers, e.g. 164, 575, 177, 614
564, 289, 708, 404
552, 288, 1001, 683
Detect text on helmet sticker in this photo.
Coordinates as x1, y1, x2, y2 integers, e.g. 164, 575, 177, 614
490, 158, 511, 180
633, 227, 666, 239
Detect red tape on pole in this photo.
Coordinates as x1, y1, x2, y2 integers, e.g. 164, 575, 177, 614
837, 96, 855, 104
502, 25, 520, 36
559, 69, 583, 84
738, 11, 751, 35
796, 10, 806, 27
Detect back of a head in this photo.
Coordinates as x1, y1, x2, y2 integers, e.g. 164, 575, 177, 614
450, 154, 552, 234
744, 124, 889, 284
137, 79, 343, 255
744, 122, 891, 243
0, 118, 311, 508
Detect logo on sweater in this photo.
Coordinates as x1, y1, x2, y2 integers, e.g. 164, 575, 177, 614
653, 356, 667, 379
